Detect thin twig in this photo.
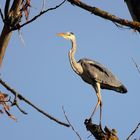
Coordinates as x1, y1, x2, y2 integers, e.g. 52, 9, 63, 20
0, 8, 4, 22
18, 30, 26, 47
112, 21, 132, 32
10, 98, 28, 115
113, 21, 123, 28
0, 78, 69, 127
11, 0, 66, 31
41, 0, 46, 12
126, 123, 140, 140
132, 57, 140, 75
62, 106, 83, 140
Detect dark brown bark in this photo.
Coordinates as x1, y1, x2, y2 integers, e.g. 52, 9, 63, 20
0, 0, 22, 66
85, 119, 119, 140
68, 0, 140, 32
0, 25, 12, 66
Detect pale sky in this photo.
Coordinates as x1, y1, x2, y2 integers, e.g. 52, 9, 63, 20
0, 0, 140, 140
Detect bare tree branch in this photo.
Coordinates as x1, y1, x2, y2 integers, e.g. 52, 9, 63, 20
0, 25, 12, 66
62, 106, 83, 140
4, 0, 11, 19
132, 57, 140, 75
0, 0, 66, 66
126, 123, 140, 140
11, 0, 67, 31
0, 0, 23, 66
0, 78, 70, 127
67, 0, 140, 32
0, 8, 4, 22
10, 0, 23, 15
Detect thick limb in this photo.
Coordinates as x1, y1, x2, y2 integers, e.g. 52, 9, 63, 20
90, 83, 103, 126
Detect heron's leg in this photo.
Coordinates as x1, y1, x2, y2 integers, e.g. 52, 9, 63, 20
90, 83, 102, 126
99, 93, 103, 126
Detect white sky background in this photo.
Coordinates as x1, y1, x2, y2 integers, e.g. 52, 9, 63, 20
0, 0, 140, 139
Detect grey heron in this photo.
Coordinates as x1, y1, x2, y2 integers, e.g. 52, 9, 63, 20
57, 32, 127, 126
125, 0, 140, 22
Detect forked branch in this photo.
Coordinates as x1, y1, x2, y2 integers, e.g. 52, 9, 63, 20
11, 0, 67, 31
0, 0, 66, 66
0, 78, 69, 127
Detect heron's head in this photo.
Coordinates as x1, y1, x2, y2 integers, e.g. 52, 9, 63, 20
57, 32, 75, 40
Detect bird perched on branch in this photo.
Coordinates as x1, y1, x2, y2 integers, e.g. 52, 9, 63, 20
125, 0, 140, 22
57, 32, 127, 126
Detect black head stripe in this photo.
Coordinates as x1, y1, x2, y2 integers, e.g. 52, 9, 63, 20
70, 32, 74, 35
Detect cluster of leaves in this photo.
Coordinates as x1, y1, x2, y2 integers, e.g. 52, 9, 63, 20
21, 0, 31, 21
0, 91, 16, 121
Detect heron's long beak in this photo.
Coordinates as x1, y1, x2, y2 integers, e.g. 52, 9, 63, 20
57, 33, 65, 37
57, 33, 69, 40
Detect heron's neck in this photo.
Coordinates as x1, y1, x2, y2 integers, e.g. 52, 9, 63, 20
69, 39, 83, 75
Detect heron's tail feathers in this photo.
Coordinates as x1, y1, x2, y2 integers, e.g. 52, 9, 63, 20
118, 84, 127, 93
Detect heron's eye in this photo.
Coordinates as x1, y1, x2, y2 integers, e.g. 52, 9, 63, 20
70, 32, 74, 35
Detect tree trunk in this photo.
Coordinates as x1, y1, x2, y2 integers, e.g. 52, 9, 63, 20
0, 24, 12, 66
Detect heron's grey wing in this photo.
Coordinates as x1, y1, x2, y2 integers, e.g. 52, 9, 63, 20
125, 0, 140, 21
79, 59, 127, 92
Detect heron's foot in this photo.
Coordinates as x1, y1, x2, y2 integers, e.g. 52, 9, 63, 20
84, 119, 119, 140
84, 118, 104, 138
88, 116, 102, 129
